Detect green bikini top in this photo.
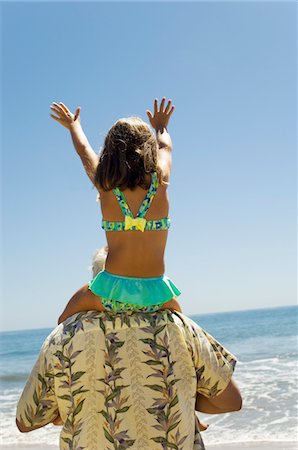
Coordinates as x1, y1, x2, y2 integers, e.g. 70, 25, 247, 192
101, 172, 171, 232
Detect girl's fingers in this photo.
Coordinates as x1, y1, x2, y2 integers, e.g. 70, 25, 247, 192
146, 110, 153, 121
52, 102, 70, 117
50, 114, 62, 122
59, 102, 71, 114
50, 114, 68, 128
164, 99, 172, 114
151, 97, 173, 116
74, 107, 81, 120
50, 105, 63, 116
52, 102, 64, 112
168, 105, 175, 117
50, 113, 67, 123
159, 97, 166, 112
51, 104, 67, 117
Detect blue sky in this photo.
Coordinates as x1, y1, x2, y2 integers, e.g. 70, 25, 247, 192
1, 1, 296, 331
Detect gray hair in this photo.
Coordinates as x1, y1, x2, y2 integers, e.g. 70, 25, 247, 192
90, 245, 108, 277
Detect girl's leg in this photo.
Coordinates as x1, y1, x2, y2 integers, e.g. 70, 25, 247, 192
160, 297, 182, 313
58, 284, 106, 324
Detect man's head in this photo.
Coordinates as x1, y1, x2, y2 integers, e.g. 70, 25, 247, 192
91, 245, 108, 277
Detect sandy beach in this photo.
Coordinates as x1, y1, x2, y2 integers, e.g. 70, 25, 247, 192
0, 442, 297, 450
208, 442, 297, 450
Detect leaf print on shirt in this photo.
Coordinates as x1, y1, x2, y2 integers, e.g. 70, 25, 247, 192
22, 356, 57, 427
97, 330, 136, 449
141, 320, 188, 450
53, 329, 88, 450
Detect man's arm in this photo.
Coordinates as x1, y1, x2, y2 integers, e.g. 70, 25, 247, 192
16, 336, 59, 433
190, 320, 242, 415
16, 415, 59, 433
195, 379, 242, 414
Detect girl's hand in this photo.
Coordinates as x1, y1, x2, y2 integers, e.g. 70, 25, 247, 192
50, 102, 81, 129
146, 97, 175, 131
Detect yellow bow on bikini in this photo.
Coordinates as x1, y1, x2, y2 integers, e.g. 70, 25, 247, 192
125, 216, 147, 232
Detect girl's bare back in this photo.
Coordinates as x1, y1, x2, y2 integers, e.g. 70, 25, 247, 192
100, 177, 169, 277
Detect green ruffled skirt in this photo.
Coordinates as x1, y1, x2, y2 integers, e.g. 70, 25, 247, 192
88, 270, 181, 312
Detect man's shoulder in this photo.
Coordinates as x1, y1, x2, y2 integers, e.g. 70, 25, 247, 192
42, 323, 64, 350
171, 311, 203, 336
45, 310, 202, 347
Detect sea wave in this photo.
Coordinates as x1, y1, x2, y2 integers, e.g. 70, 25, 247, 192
0, 373, 29, 383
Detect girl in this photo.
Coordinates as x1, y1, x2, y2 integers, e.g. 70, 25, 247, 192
50, 98, 182, 320
49, 105, 209, 431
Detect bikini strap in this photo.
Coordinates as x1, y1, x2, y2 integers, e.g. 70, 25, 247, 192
112, 172, 158, 219
137, 172, 158, 218
112, 187, 133, 218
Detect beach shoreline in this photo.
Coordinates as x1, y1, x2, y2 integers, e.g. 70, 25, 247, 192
207, 442, 297, 450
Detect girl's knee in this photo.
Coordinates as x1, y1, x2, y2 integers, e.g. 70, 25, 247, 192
160, 298, 182, 312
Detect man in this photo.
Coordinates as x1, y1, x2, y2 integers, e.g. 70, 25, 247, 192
16, 248, 241, 449
16, 308, 241, 450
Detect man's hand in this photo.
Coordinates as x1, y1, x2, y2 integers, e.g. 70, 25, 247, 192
50, 102, 81, 129
146, 97, 175, 131
52, 415, 63, 426
196, 413, 209, 432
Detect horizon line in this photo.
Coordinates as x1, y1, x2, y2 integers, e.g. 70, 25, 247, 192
1, 303, 296, 334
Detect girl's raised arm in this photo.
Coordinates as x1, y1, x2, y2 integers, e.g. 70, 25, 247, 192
146, 98, 175, 183
50, 102, 99, 185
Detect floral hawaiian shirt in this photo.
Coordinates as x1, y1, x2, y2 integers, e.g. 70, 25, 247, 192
16, 310, 237, 450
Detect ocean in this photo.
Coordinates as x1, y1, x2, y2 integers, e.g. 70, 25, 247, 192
0, 305, 297, 448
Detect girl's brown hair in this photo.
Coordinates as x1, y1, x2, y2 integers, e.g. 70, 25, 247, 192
95, 117, 161, 191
